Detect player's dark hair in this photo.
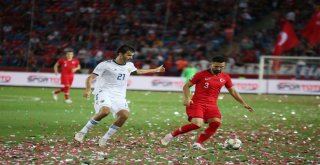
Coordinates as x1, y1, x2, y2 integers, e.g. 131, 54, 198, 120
211, 55, 226, 63
117, 44, 135, 55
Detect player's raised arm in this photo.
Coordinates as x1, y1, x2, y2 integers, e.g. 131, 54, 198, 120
227, 86, 254, 112
83, 73, 97, 98
135, 65, 165, 74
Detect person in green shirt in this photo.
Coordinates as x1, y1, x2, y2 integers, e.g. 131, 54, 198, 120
181, 62, 198, 92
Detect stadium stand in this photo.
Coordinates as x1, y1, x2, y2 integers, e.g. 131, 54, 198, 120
0, 0, 319, 79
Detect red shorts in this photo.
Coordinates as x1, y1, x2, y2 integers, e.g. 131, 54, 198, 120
186, 103, 221, 123
61, 75, 74, 86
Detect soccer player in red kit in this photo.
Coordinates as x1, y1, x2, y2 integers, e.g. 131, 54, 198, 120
52, 48, 81, 103
161, 55, 254, 150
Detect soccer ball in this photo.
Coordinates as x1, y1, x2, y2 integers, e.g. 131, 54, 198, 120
223, 138, 242, 150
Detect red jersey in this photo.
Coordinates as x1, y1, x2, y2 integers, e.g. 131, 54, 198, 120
58, 58, 80, 76
190, 70, 233, 104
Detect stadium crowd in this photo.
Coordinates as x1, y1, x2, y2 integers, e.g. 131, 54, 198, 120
0, 0, 319, 76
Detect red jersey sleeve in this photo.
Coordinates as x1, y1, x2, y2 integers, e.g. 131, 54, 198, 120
224, 73, 233, 89
189, 72, 202, 85
74, 58, 80, 66
58, 59, 64, 65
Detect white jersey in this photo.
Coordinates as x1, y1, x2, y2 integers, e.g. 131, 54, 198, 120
92, 60, 137, 98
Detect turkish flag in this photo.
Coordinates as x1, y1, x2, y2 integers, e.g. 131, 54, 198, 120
272, 21, 299, 72
273, 21, 299, 55
301, 10, 320, 46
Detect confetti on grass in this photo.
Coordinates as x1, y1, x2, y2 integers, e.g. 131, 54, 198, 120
0, 127, 318, 164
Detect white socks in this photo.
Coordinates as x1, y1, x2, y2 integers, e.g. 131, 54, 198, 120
79, 120, 120, 142
80, 119, 99, 133
102, 124, 119, 140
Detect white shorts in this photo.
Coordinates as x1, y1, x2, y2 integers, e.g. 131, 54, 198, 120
93, 91, 129, 118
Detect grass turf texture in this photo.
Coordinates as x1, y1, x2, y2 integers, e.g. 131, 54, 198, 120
0, 86, 319, 164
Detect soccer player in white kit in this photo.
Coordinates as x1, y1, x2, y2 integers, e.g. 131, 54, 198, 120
74, 44, 165, 146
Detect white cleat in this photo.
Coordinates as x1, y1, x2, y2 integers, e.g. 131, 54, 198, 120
65, 99, 72, 104
52, 91, 58, 101
192, 143, 207, 151
98, 138, 108, 147
74, 132, 86, 143
160, 133, 174, 145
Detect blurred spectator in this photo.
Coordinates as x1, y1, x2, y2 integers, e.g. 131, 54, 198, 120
163, 54, 176, 76
240, 36, 254, 50
0, 0, 318, 79
295, 59, 307, 79
198, 56, 210, 71
286, 10, 296, 22
77, 47, 91, 68
175, 55, 188, 75
181, 62, 198, 83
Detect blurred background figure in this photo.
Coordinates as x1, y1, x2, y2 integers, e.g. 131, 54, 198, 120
52, 48, 81, 103
182, 62, 198, 83
181, 62, 198, 93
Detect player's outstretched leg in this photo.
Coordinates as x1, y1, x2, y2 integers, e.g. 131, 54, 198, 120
160, 133, 174, 145
74, 118, 99, 143
192, 121, 220, 151
52, 91, 58, 101
99, 110, 128, 147
161, 123, 200, 146
63, 86, 72, 103
99, 124, 119, 147
74, 132, 86, 143
52, 87, 65, 101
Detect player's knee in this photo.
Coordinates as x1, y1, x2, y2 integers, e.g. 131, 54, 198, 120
192, 120, 204, 127
99, 107, 110, 116
117, 111, 129, 121
208, 117, 221, 123
119, 115, 128, 122
209, 121, 221, 128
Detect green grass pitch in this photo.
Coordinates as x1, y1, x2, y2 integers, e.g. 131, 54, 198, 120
0, 86, 319, 164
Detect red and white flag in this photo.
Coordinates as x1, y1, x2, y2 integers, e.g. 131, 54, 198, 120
301, 10, 320, 46
273, 21, 299, 55
272, 21, 299, 72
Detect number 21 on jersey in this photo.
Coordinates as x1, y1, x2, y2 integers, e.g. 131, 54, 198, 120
117, 73, 125, 80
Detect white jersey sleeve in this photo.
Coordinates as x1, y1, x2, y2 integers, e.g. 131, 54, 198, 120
128, 62, 137, 73
92, 62, 106, 76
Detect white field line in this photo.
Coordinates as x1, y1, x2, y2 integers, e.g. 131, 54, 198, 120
0, 95, 41, 102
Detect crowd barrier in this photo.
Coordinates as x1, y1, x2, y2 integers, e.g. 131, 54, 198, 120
0, 71, 319, 95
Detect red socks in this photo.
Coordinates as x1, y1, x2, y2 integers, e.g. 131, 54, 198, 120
54, 87, 70, 100
171, 123, 200, 137
196, 122, 221, 144
170, 121, 221, 144
53, 88, 63, 94
64, 87, 70, 100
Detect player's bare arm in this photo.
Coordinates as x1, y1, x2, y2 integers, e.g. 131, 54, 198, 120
136, 65, 165, 74
227, 87, 254, 112
83, 74, 97, 98
54, 62, 60, 75
72, 64, 81, 73
183, 81, 194, 106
